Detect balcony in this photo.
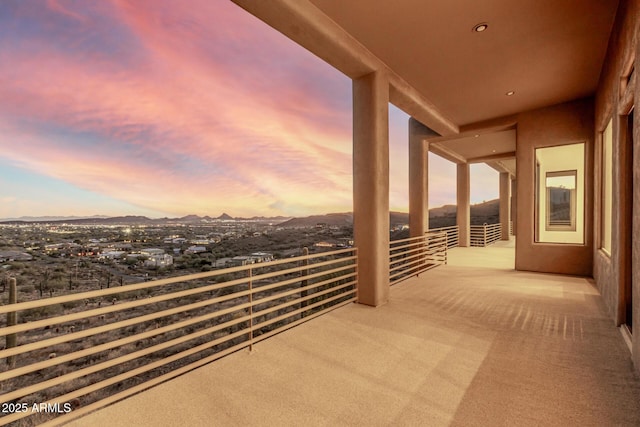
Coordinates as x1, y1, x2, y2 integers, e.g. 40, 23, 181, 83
63, 239, 640, 426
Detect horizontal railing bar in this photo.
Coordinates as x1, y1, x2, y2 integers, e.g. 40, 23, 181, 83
390, 240, 446, 258
390, 240, 427, 253
34, 341, 249, 427
2, 283, 355, 379
390, 247, 428, 262
0, 290, 249, 360
1, 256, 355, 336
254, 274, 356, 307
390, 235, 430, 245
390, 261, 442, 286
252, 289, 356, 332
5, 274, 354, 399
0, 257, 355, 337
390, 252, 431, 271
0, 248, 356, 315
390, 260, 435, 280
0, 277, 252, 336
252, 281, 356, 320
247, 262, 356, 298
0, 305, 253, 382
390, 254, 443, 277
245, 255, 357, 285
0, 248, 359, 425
252, 297, 355, 345
0, 325, 252, 426
35, 292, 357, 427
0, 312, 252, 404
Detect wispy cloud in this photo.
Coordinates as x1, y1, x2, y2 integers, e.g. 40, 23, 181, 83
0, 0, 356, 217
0, 0, 491, 219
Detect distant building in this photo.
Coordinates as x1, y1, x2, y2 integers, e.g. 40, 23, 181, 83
191, 239, 210, 245
0, 251, 33, 262
144, 254, 173, 267
314, 241, 334, 248
250, 252, 274, 263
228, 256, 255, 266
185, 246, 207, 254
99, 251, 126, 260
140, 248, 165, 257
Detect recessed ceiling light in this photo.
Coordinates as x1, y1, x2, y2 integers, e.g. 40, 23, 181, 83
473, 23, 488, 32
506, 90, 515, 96
474, 134, 480, 138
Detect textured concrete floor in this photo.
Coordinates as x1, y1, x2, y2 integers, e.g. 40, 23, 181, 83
66, 240, 640, 426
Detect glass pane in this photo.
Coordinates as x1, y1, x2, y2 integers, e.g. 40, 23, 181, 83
546, 171, 576, 230
535, 143, 584, 244
601, 119, 613, 254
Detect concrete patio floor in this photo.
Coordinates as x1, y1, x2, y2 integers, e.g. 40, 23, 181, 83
66, 240, 640, 426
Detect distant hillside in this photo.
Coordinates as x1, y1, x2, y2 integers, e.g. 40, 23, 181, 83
430, 199, 500, 228
0, 200, 499, 227
0, 214, 285, 226
277, 199, 499, 229
278, 213, 353, 228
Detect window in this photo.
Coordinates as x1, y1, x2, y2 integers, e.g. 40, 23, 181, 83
546, 170, 577, 231
601, 119, 613, 254
535, 143, 585, 244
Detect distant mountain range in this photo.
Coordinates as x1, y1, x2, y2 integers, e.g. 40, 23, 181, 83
0, 213, 291, 225
0, 199, 499, 227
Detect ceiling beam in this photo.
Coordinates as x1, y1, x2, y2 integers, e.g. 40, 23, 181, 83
429, 142, 467, 164
487, 160, 516, 176
467, 151, 516, 164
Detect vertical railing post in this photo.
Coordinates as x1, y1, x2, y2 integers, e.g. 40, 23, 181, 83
6, 277, 17, 368
300, 247, 310, 317
483, 224, 488, 247
248, 267, 253, 352
444, 236, 448, 265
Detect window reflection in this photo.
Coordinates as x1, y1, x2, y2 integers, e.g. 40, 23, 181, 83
545, 171, 576, 230
535, 143, 585, 244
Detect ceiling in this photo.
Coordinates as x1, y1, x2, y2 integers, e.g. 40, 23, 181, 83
234, 0, 619, 176
310, 0, 619, 126
434, 130, 515, 160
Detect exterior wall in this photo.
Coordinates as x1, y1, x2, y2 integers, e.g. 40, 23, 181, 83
515, 98, 594, 276
593, 0, 640, 369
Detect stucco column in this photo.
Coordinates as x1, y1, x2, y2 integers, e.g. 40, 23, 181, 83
409, 118, 437, 237
511, 177, 517, 236
353, 71, 389, 307
457, 163, 471, 247
500, 172, 511, 240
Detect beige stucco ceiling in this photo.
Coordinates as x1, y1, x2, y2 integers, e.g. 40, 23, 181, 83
434, 129, 515, 160
310, 0, 618, 126
234, 0, 619, 173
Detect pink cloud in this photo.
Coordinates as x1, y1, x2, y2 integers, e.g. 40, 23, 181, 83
0, 0, 357, 216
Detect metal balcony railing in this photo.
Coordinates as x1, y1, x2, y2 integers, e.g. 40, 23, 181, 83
428, 225, 459, 248
389, 231, 447, 286
0, 248, 357, 426
470, 223, 502, 247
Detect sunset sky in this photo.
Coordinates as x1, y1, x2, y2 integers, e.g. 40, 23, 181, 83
0, 0, 497, 219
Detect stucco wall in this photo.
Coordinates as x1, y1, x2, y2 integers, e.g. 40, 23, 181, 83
515, 98, 594, 276
593, 0, 640, 370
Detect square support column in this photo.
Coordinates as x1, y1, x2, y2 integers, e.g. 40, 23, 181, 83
457, 163, 470, 247
409, 118, 438, 237
511, 177, 517, 236
500, 172, 511, 240
353, 71, 389, 307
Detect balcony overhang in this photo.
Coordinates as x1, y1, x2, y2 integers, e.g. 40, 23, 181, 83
232, 0, 616, 176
